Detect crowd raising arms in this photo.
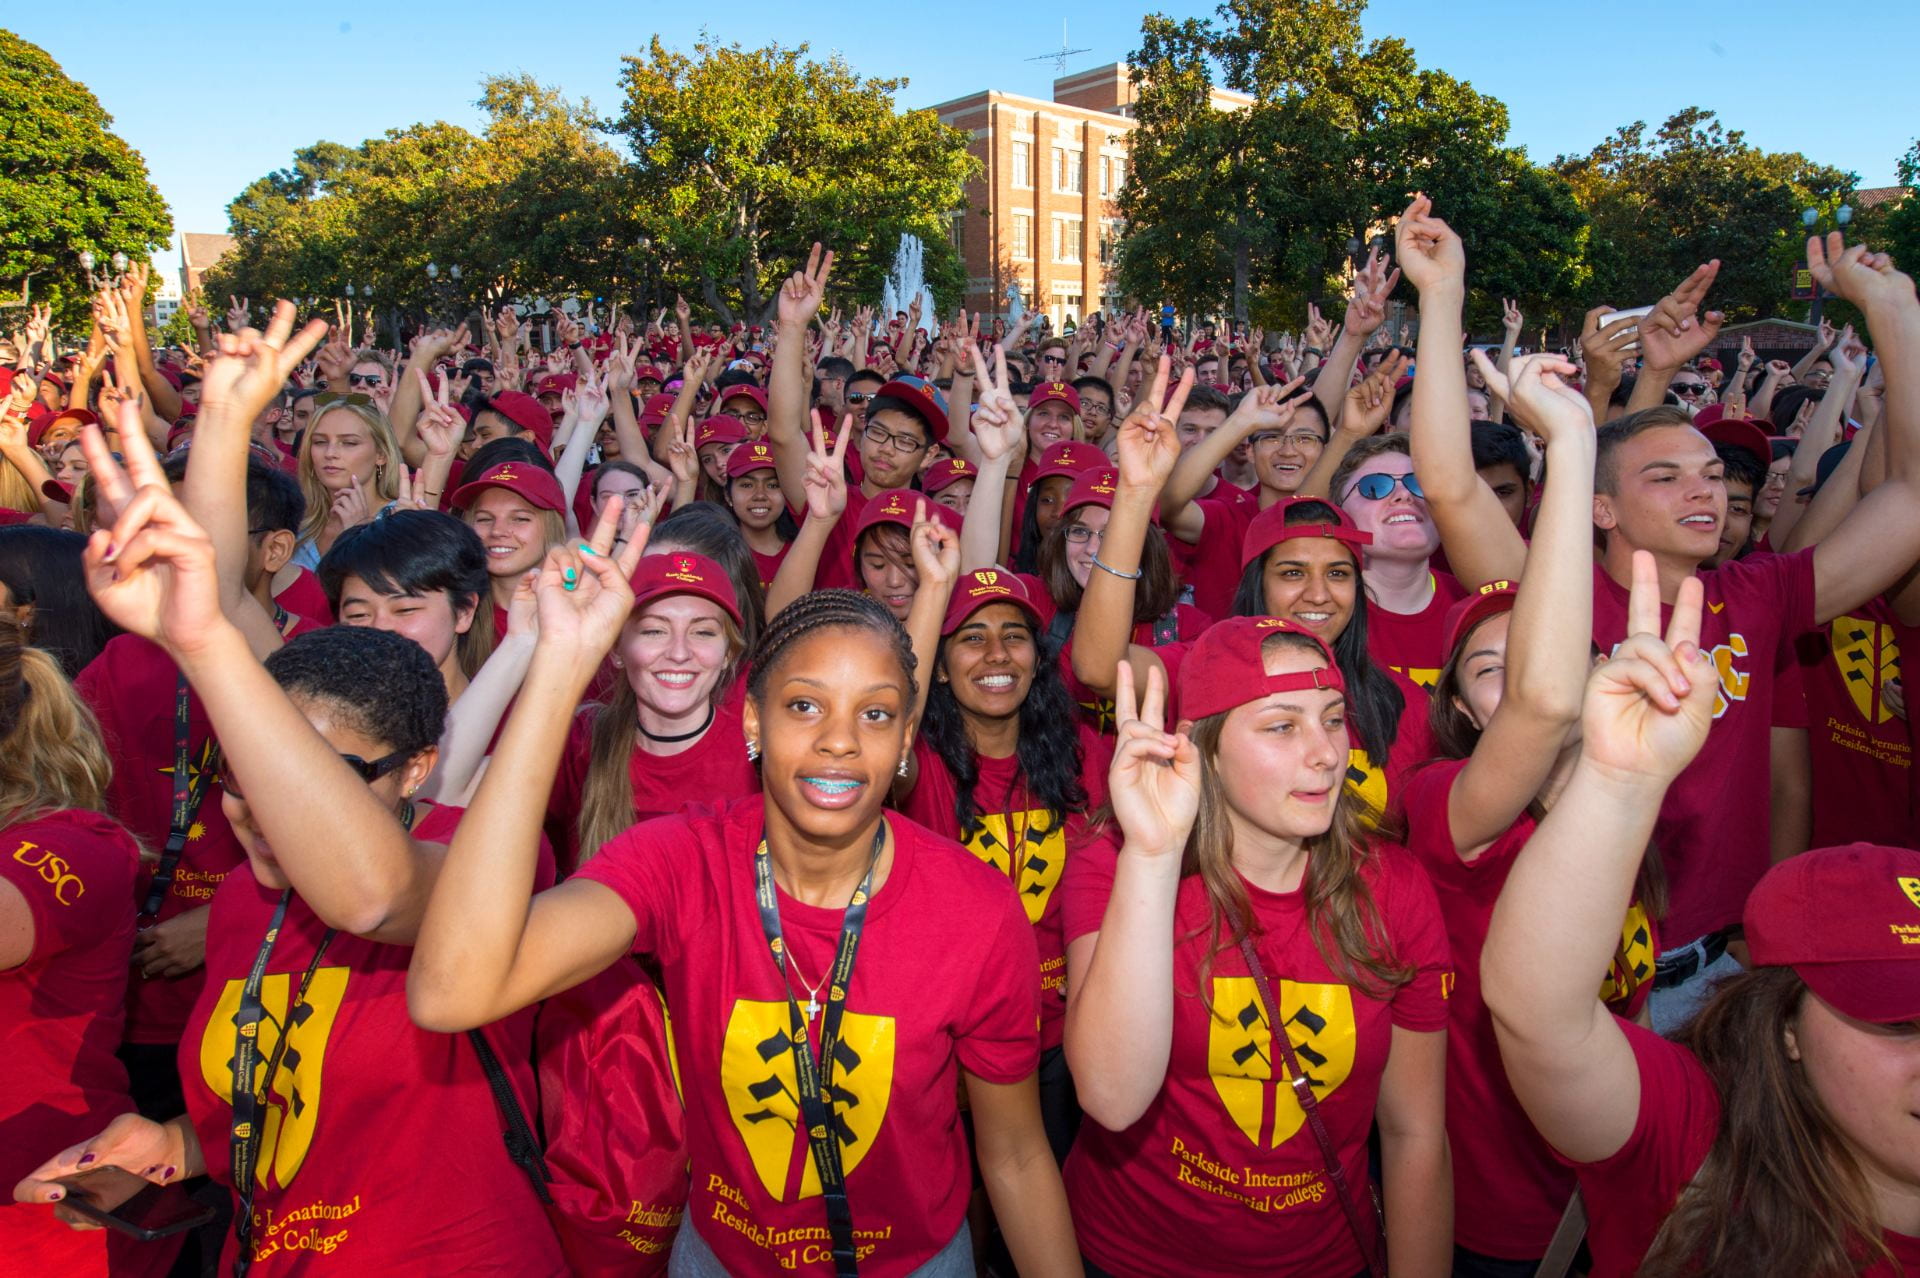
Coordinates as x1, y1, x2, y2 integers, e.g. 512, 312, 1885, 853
1, 181, 1917, 1278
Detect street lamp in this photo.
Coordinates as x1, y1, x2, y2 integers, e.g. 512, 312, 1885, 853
1801, 203, 1854, 329
78, 250, 129, 291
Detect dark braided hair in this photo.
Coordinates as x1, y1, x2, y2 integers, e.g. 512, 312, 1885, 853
1230, 498, 1403, 767
920, 619, 1086, 844
747, 589, 917, 708
264, 626, 448, 758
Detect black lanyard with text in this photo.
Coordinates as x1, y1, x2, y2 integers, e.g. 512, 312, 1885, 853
752, 822, 885, 1278
140, 673, 219, 925
229, 890, 337, 1278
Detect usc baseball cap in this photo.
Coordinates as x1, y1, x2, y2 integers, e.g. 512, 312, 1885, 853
852, 488, 960, 542
874, 377, 949, 442
694, 415, 749, 451
1744, 843, 1920, 1023
1061, 467, 1119, 517
1177, 616, 1345, 723
922, 457, 977, 495
1442, 580, 1519, 657
1240, 498, 1373, 569
941, 567, 1044, 636
1028, 382, 1082, 415
1029, 441, 1107, 487
628, 551, 742, 625
725, 440, 777, 479
449, 460, 565, 514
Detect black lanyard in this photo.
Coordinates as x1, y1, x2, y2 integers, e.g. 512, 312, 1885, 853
140, 673, 218, 925
752, 822, 885, 1278
229, 890, 337, 1278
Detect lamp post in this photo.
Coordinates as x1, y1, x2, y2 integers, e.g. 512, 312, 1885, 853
1802, 203, 1853, 330
78, 250, 129, 292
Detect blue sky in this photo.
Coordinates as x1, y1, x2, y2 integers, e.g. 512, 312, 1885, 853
14, 2, 1917, 269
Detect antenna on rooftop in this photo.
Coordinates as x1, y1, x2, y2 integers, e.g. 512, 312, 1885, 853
1025, 20, 1091, 75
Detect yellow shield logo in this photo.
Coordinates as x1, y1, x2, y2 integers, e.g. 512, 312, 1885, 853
1600, 899, 1657, 1009
1345, 749, 1388, 825
199, 967, 351, 1190
963, 809, 1067, 924
1829, 615, 1902, 725
1206, 976, 1355, 1148
1900, 876, 1920, 912
721, 999, 895, 1200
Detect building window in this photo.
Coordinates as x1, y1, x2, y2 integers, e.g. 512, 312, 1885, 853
1055, 218, 1083, 263
1099, 156, 1110, 196
1012, 214, 1032, 261
1054, 148, 1084, 194
1110, 155, 1125, 192
1011, 140, 1031, 189
1099, 223, 1116, 266
948, 212, 964, 253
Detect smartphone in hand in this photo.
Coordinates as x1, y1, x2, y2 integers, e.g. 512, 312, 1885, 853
54, 1167, 216, 1241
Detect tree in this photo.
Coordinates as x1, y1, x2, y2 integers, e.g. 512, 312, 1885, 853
614, 38, 976, 325
1882, 140, 1920, 284
1553, 109, 1854, 322
1116, 1, 1585, 331
0, 30, 173, 331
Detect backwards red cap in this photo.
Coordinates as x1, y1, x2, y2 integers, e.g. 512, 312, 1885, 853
486, 391, 554, 454
1442, 579, 1519, 657
1744, 843, 1920, 1023
941, 567, 1044, 636
1177, 616, 1345, 722
628, 551, 742, 625
1240, 498, 1373, 569
449, 461, 565, 514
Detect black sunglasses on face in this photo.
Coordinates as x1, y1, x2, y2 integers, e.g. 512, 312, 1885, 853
346, 372, 383, 388
222, 748, 411, 800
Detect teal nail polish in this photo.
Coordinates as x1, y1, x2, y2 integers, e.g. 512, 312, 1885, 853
579, 545, 598, 557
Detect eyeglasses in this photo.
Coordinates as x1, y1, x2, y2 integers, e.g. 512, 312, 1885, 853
1672, 382, 1708, 396
734, 410, 768, 425
1063, 524, 1105, 546
1081, 401, 1112, 418
1250, 430, 1326, 450
346, 372, 383, 388
222, 748, 411, 801
1348, 472, 1425, 501
862, 422, 929, 455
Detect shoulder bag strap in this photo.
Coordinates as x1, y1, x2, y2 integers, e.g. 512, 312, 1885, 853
1535, 1188, 1587, 1278
467, 1028, 556, 1206
1237, 932, 1388, 1278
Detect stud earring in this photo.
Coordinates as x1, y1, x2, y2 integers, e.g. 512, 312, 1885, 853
745, 739, 760, 763
896, 755, 910, 778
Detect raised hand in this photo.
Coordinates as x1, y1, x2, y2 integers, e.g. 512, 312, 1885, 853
1828, 324, 1868, 380
314, 324, 355, 388
573, 370, 611, 426
225, 296, 250, 334
22, 303, 51, 351
1638, 262, 1724, 371
1107, 662, 1200, 856
665, 417, 700, 489
1340, 351, 1408, 437
201, 301, 330, 425
1737, 336, 1756, 370
967, 346, 1026, 463
1344, 246, 1402, 336
682, 344, 716, 385
802, 413, 852, 522
411, 368, 462, 459
1394, 192, 1465, 294
1115, 355, 1193, 494
1579, 551, 1718, 784
534, 498, 650, 671
1580, 305, 1640, 385
1472, 351, 1592, 443
909, 498, 960, 592
1502, 298, 1524, 335
1807, 231, 1916, 314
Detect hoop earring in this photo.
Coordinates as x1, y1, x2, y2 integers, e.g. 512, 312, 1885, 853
745, 739, 760, 763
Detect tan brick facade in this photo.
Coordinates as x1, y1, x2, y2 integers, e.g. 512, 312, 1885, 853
934, 64, 1248, 332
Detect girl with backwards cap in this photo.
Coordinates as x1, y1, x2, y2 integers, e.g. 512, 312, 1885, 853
1482, 549, 1920, 1277
1397, 354, 1662, 1274
1059, 616, 1453, 1277
403, 500, 1080, 1275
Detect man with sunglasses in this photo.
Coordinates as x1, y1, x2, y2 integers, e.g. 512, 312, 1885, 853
1670, 369, 1713, 410
1329, 433, 1467, 689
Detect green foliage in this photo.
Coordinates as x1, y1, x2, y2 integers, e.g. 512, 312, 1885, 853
1882, 140, 1920, 286
1116, 1, 1585, 332
1553, 108, 1855, 322
613, 37, 976, 324
0, 30, 173, 333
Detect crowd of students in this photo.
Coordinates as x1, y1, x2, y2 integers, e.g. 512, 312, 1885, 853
1, 193, 1916, 1278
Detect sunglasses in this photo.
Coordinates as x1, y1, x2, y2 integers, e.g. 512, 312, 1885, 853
845, 391, 874, 406
1672, 382, 1708, 396
346, 372, 383, 388
222, 748, 412, 801
1039, 354, 1066, 365
1348, 472, 1424, 501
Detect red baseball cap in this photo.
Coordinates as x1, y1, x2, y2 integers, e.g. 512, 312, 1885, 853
695, 415, 749, 450
1177, 616, 1345, 722
1442, 579, 1519, 658
1029, 441, 1107, 487
725, 440, 777, 479
853, 488, 960, 542
1744, 843, 1920, 1023
1028, 382, 1082, 415
30, 407, 97, 448
41, 477, 74, 504
534, 373, 576, 399
486, 391, 554, 454
1699, 415, 1772, 468
639, 392, 678, 429
1240, 498, 1373, 569
715, 384, 767, 417
628, 551, 742, 626
874, 378, 949, 442
450, 460, 565, 514
1061, 467, 1119, 517
922, 457, 977, 495
635, 364, 666, 385
941, 566, 1043, 636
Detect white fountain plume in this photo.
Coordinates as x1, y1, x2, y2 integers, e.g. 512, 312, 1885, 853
880, 233, 937, 336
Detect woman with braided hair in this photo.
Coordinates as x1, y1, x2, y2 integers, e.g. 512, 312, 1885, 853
0, 616, 161, 1276
407, 514, 1082, 1276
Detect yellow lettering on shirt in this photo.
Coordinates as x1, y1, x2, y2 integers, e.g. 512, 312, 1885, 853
10, 840, 86, 906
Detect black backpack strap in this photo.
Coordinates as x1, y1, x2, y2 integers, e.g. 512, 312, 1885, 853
468, 1028, 555, 1206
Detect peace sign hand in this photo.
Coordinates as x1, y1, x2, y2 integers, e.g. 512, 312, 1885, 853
1471, 351, 1592, 444
908, 498, 959, 593
412, 368, 462, 459
1807, 231, 1916, 314
665, 416, 700, 488
1108, 662, 1200, 860
533, 498, 650, 672
1580, 550, 1718, 786
803, 413, 852, 522
1114, 355, 1193, 496
967, 346, 1027, 463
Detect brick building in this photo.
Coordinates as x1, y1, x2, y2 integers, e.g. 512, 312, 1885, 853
180, 233, 236, 299
934, 64, 1250, 331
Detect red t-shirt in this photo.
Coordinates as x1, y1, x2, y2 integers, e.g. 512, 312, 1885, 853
1575, 1021, 1920, 1277
546, 677, 760, 875
1058, 835, 1452, 1277
898, 726, 1112, 1049
575, 799, 1041, 1277
810, 500, 864, 591
274, 567, 335, 626
76, 636, 247, 1044
750, 543, 790, 594
179, 806, 566, 1275
0, 810, 165, 1277
1168, 497, 1250, 621
1590, 549, 1817, 943
1400, 759, 1658, 1258
1797, 597, 1914, 846
1364, 571, 1468, 692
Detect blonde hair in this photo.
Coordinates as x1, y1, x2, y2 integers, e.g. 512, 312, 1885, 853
0, 623, 112, 826
296, 401, 403, 546
0, 455, 42, 518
